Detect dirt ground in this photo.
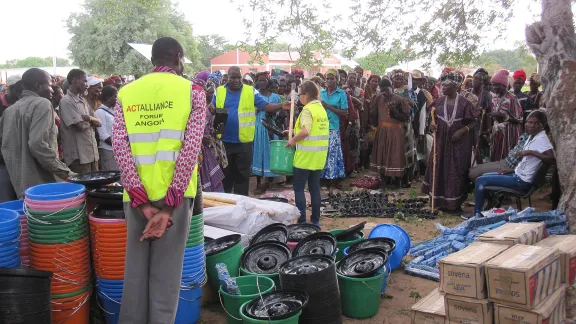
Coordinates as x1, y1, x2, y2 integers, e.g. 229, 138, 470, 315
198, 175, 556, 324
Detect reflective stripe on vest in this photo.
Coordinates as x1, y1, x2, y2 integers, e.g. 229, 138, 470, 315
215, 85, 256, 143
293, 100, 329, 170
128, 129, 184, 143
118, 72, 198, 202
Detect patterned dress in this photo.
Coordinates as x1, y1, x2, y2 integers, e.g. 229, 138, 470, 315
421, 95, 479, 210
489, 92, 523, 162
200, 105, 226, 192
395, 87, 418, 181
251, 93, 282, 177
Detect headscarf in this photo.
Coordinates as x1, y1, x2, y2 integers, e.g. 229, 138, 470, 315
390, 69, 405, 81
490, 69, 510, 87
441, 67, 454, 74
530, 72, 542, 85
440, 70, 464, 87
255, 71, 270, 81
473, 68, 490, 83
195, 70, 210, 83
291, 68, 304, 77
365, 75, 381, 99
104, 76, 121, 87
513, 69, 527, 83
461, 76, 473, 90
87, 76, 103, 87
207, 71, 222, 86
243, 74, 253, 83
326, 69, 339, 82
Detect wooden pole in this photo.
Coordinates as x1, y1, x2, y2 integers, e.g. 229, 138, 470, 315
431, 108, 437, 212
288, 83, 296, 139
471, 109, 486, 168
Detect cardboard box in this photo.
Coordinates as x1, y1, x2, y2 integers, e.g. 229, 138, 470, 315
412, 288, 446, 324
494, 286, 566, 324
485, 244, 561, 309
439, 242, 509, 299
444, 294, 493, 324
536, 235, 576, 285
477, 222, 547, 247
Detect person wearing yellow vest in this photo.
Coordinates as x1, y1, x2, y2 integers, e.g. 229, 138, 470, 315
111, 37, 206, 323
285, 81, 329, 227
209, 66, 290, 196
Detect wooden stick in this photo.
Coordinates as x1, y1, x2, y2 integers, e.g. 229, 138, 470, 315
203, 195, 237, 205
288, 83, 296, 139
471, 109, 486, 168
431, 108, 437, 212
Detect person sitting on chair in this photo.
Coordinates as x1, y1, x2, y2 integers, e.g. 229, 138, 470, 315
466, 110, 555, 218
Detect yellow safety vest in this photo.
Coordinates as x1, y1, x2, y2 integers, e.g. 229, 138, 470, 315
215, 85, 256, 143
293, 100, 329, 170
118, 72, 198, 202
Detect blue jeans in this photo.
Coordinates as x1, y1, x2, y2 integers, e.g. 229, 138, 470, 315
474, 173, 531, 213
293, 167, 322, 224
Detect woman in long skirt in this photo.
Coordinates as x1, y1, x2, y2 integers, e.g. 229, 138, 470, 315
421, 70, 479, 211
252, 72, 283, 193
320, 69, 348, 191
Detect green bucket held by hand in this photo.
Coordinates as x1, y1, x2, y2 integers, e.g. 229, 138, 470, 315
219, 275, 275, 324
270, 140, 295, 176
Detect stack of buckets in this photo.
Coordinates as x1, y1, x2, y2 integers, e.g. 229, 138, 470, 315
90, 212, 127, 324
175, 213, 205, 324
0, 200, 28, 267
0, 208, 21, 268
24, 182, 91, 323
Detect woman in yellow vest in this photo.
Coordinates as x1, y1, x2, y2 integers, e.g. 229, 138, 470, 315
286, 81, 329, 227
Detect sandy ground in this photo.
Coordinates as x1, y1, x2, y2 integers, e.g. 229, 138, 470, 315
198, 174, 556, 324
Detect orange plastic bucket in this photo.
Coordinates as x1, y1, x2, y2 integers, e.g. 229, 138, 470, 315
52, 288, 91, 324
51, 282, 90, 296
29, 237, 88, 252
30, 248, 90, 260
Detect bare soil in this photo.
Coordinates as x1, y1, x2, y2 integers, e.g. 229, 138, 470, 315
198, 176, 555, 324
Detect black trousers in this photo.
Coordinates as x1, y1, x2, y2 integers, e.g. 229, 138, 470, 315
222, 142, 253, 196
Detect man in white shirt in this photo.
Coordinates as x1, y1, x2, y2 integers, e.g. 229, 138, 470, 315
94, 85, 118, 170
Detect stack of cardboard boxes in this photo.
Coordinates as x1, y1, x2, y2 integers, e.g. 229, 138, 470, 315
412, 222, 568, 324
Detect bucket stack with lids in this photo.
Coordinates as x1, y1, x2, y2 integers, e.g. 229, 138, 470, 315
0, 207, 21, 268
24, 182, 91, 323
174, 212, 205, 324
90, 207, 126, 324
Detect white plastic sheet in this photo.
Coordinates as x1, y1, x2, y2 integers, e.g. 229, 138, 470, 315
202, 193, 299, 238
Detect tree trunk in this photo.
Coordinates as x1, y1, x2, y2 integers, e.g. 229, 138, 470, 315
526, 0, 576, 318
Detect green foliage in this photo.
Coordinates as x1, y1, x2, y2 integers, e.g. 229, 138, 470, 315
0, 57, 70, 69
475, 44, 538, 76
66, 0, 202, 75
197, 34, 235, 69
238, 0, 518, 67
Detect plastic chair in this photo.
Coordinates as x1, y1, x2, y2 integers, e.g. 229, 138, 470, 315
484, 164, 550, 210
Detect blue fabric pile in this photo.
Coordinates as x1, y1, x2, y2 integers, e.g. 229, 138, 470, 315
404, 207, 568, 281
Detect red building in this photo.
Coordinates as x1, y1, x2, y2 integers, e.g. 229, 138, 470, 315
209, 49, 361, 77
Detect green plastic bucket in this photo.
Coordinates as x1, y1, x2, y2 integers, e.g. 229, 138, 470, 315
206, 241, 243, 293
240, 267, 280, 289
269, 140, 295, 176
240, 300, 302, 324
219, 275, 275, 324
329, 229, 365, 261
337, 271, 385, 319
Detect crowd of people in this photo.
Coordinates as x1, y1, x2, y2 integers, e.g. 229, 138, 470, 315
0, 36, 562, 321
0, 48, 559, 219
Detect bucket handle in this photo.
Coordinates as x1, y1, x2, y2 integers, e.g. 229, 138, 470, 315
217, 276, 273, 323
52, 288, 91, 324
361, 280, 382, 295
96, 293, 116, 315
24, 193, 84, 218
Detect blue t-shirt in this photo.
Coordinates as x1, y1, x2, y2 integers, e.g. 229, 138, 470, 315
212, 84, 270, 143
320, 88, 348, 130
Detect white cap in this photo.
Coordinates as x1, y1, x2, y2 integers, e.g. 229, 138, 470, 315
7, 75, 22, 86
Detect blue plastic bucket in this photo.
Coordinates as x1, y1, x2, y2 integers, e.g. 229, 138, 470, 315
0, 228, 20, 241
0, 200, 24, 215
381, 268, 390, 294
174, 287, 202, 324
369, 224, 411, 271
183, 245, 205, 257
0, 240, 19, 251
98, 291, 121, 324
0, 247, 19, 259
0, 258, 20, 268
182, 262, 205, 273
97, 278, 124, 286
24, 183, 85, 201
0, 208, 19, 228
